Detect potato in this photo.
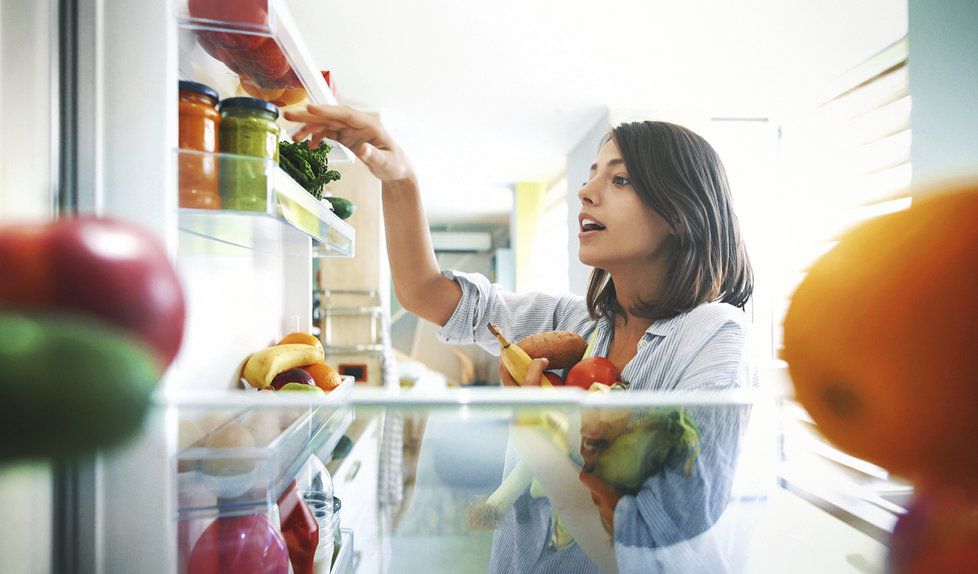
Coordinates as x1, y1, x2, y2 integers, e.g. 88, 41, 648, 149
516, 331, 588, 369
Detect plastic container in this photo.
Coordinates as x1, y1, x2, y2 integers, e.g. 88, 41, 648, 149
218, 97, 281, 211
331, 496, 342, 565
296, 454, 335, 572
184, 508, 288, 574
178, 80, 221, 209
277, 480, 319, 574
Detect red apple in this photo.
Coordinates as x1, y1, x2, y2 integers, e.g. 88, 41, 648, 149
0, 217, 186, 369
565, 357, 620, 390
270, 368, 315, 390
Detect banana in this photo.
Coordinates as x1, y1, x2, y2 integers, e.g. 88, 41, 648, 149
488, 323, 552, 387
242, 343, 324, 389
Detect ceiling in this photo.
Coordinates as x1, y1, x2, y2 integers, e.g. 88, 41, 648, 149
287, 0, 907, 224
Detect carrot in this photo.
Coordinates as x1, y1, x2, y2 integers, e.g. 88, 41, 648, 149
516, 331, 587, 369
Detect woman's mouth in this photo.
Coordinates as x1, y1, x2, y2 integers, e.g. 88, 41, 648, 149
579, 216, 607, 239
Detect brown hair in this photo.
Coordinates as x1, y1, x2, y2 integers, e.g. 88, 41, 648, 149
586, 121, 753, 322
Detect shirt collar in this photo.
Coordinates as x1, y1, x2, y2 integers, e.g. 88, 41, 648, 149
647, 313, 684, 338
599, 311, 683, 340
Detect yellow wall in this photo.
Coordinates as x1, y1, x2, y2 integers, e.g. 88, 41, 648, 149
513, 181, 546, 291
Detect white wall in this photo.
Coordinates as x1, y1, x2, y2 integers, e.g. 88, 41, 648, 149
565, 110, 610, 296
908, 0, 978, 183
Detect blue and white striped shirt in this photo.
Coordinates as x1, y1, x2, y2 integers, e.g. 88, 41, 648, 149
437, 270, 759, 574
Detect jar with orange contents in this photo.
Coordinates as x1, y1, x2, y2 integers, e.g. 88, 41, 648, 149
178, 80, 221, 209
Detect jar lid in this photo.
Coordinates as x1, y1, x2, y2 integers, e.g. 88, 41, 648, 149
178, 80, 219, 104
220, 97, 280, 119
332, 496, 342, 513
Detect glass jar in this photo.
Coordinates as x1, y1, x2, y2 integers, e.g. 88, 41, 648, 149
218, 97, 280, 211
178, 80, 221, 209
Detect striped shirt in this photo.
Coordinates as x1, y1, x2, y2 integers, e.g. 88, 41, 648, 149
437, 270, 759, 574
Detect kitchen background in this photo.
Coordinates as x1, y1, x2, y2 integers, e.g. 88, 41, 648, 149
0, 0, 976, 572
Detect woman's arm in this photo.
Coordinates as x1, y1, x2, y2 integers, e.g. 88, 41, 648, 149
380, 176, 461, 326
284, 105, 461, 325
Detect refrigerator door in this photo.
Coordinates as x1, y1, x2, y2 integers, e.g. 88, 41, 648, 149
0, 1, 58, 574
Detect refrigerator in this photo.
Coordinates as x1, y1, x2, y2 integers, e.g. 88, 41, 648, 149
0, 1, 905, 573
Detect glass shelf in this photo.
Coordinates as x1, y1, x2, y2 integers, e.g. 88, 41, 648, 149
177, 149, 355, 257
175, 377, 355, 517
175, 0, 353, 163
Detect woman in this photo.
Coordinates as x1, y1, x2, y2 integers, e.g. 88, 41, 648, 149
287, 106, 757, 572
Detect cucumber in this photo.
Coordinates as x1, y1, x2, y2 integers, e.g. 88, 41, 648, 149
324, 196, 356, 220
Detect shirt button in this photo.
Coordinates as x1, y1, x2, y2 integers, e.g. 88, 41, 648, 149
637, 339, 648, 349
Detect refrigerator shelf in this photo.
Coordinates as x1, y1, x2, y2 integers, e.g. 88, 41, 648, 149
177, 149, 355, 257
176, 377, 355, 516
331, 529, 354, 574
175, 0, 353, 163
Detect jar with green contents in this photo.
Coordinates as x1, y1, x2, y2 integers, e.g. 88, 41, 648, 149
218, 97, 281, 211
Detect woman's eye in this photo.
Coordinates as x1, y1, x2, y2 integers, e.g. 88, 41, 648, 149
612, 175, 631, 186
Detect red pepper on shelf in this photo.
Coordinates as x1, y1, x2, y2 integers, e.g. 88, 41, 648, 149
277, 479, 319, 574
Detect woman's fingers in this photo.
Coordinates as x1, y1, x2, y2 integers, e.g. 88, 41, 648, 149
499, 362, 518, 387
522, 358, 549, 386
498, 357, 549, 387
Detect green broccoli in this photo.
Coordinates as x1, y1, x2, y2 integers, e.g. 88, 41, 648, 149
278, 140, 342, 200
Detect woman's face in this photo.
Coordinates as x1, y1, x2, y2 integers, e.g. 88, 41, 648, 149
577, 139, 674, 273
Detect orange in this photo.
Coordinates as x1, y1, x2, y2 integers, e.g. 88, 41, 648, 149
239, 74, 285, 101
783, 183, 978, 489
271, 86, 307, 108
302, 362, 343, 392
277, 332, 321, 347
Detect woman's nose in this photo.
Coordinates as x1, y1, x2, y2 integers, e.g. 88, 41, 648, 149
578, 181, 595, 205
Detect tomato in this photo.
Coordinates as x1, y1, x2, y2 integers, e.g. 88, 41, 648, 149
188, 0, 269, 49
565, 357, 619, 390
239, 40, 292, 80
0, 217, 186, 369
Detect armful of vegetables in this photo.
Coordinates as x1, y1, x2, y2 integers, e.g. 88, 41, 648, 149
488, 323, 587, 386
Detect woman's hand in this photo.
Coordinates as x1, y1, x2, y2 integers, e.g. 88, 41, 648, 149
498, 357, 549, 387
283, 104, 414, 183
579, 470, 623, 536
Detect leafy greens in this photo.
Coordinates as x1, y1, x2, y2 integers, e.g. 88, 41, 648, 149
278, 140, 342, 200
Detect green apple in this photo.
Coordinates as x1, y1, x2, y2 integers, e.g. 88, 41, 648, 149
278, 382, 325, 395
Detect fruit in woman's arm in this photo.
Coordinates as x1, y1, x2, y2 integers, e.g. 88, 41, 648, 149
516, 331, 588, 369
565, 357, 619, 390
